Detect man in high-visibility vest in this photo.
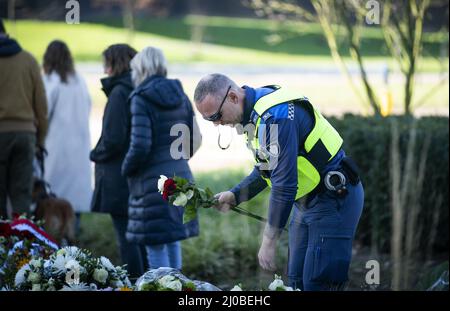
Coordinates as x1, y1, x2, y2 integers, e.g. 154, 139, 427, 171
194, 73, 364, 291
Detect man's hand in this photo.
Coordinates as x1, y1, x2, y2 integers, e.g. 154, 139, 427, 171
213, 191, 236, 213
258, 235, 277, 271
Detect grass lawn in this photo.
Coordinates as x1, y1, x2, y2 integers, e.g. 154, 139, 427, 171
4, 17, 447, 72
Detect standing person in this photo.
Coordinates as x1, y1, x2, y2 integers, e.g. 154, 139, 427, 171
122, 46, 201, 270
42, 40, 92, 234
193, 74, 364, 291
90, 44, 145, 277
0, 19, 48, 219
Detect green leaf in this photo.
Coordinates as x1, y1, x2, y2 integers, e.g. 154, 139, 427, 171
183, 204, 197, 224
205, 187, 214, 199
198, 188, 207, 201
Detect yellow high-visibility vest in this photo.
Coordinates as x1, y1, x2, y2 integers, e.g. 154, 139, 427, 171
249, 86, 343, 200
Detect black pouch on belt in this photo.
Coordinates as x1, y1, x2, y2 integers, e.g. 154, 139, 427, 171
341, 157, 360, 185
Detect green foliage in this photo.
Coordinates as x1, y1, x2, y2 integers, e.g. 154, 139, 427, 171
328, 114, 449, 254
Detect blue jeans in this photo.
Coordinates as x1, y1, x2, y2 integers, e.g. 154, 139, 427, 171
146, 241, 182, 270
288, 182, 364, 291
111, 216, 146, 278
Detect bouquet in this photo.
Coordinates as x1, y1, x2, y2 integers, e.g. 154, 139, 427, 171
137, 274, 196, 291
135, 267, 221, 291
13, 246, 132, 291
158, 175, 216, 223
1, 216, 58, 288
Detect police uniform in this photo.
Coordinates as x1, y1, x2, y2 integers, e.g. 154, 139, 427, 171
230, 85, 364, 291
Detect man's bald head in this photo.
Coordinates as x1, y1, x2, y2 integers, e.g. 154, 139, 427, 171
194, 73, 238, 105
194, 73, 245, 126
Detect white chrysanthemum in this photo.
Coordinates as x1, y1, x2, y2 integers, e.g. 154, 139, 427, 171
52, 254, 71, 274
173, 193, 188, 207
157, 175, 168, 193
230, 285, 243, 291
60, 282, 90, 291
15, 264, 30, 287
31, 284, 42, 291
66, 246, 83, 258
93, 268, 108, 284
100, 256, 115, 271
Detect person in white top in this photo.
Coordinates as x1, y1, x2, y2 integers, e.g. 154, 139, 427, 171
42, 40, 92, 234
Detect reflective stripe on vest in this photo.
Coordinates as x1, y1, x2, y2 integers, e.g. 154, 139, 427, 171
250, 86, 343, 200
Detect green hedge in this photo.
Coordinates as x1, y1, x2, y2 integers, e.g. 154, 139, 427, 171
329, 115, 449, 255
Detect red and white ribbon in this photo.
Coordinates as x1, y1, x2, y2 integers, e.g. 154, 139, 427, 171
10, 219, 59, 250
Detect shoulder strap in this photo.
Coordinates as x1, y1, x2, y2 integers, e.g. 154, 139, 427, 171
254, 86, 309, 116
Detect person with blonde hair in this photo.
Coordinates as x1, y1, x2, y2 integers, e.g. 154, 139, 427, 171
122, 47, 201, 270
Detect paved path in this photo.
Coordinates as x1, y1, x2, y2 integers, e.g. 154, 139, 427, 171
80, 63, 448, 172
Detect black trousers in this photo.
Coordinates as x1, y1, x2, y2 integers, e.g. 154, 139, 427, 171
0, 132, 36, 219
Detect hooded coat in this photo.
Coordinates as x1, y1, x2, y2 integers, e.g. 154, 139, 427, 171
90, 72, 134, 216
122, 75, 200, 245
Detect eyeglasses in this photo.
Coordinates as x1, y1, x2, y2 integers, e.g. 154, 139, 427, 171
204, 85, 231, 122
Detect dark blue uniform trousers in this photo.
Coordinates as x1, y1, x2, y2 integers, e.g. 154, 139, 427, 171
288, 182, 364, 291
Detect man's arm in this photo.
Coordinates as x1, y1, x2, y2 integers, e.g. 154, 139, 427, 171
229, 166, 268, 205
263, 116, 299, 240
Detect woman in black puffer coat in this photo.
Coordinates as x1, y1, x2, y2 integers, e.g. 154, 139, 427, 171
90, 44, 146, 277
122, 46, 201, 270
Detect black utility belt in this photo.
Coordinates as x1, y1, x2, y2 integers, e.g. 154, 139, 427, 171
318, 156, 361, 197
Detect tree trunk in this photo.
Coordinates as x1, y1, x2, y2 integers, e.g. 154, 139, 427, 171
123, 0, 135, 43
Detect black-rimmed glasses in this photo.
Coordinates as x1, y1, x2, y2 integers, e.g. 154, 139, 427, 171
204, 85, 231, 122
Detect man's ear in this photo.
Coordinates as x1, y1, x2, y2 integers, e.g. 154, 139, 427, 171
229, 91, 239, 105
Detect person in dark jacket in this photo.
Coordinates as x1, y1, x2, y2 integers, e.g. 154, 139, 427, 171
122, 46, 201, 270
90, 44, 145, 277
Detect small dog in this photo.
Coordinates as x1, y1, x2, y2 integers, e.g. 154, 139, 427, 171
32, 179, 75, 246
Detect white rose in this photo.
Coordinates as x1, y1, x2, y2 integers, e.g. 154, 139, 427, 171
157, 175, 168, 193
158, 275, 176, 287
230, 285, 243, 291
31, 284, 41, 291
173, 193, 188, 207
165, 280, 182, 291
93, 268, 108, 284
185, 190, 194, 200
27, 272, 41, 284
268, 278, 285, 291
283, 286, 294, 291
